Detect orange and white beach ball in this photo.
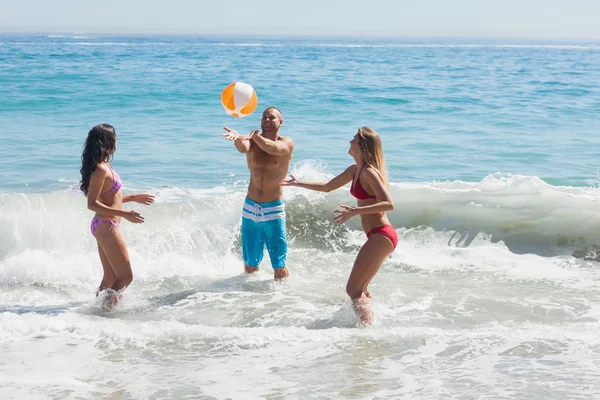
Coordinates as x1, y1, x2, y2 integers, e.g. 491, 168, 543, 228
221, 82, 258, 118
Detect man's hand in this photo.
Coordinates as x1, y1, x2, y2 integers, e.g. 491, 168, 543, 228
241, 129, 260, 141
222, 126, 241, 141
223, 127, 253, 153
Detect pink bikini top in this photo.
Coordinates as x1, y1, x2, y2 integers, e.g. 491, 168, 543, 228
350, 164, 376, 200
101, 164, 122, 195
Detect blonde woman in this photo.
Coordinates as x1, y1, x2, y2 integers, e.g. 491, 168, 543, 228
283, 127, 397, 324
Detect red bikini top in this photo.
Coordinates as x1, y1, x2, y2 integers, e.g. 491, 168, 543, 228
350, 164, 377, 200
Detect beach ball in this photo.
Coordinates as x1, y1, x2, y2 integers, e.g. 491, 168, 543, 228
221, 82, 258, 118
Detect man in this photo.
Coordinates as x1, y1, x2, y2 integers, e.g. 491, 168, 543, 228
222, 107, 294, 280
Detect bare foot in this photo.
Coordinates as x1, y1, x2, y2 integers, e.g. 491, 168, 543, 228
352, 294, 373, 325
100, 289, 122, 310
245, 265, 259, 274
274, 266, 289, 281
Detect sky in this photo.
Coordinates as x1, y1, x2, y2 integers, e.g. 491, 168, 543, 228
1, 0, 599, 39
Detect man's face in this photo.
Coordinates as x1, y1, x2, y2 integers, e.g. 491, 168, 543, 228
261, 109, 282, 132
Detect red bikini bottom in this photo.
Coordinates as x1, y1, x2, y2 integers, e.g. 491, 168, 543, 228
366, 224, 398, 250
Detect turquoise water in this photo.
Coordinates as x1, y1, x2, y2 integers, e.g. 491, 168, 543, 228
1, 35, 600, 190
2, 35, 600, 399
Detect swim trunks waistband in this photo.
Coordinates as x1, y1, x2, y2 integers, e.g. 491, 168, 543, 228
242, 197, 285, 223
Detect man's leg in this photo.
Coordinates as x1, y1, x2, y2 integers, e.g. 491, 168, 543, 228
245, 264, 259, 274
273, 266, 289, 280
264, 217, 289, 280
241, 216, 264, 274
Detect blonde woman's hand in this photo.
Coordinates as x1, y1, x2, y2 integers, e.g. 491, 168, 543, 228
333, 204, 357, 224
281, 174, 301, 187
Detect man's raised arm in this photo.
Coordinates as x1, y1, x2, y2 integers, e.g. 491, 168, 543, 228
250, 132, 294, 156
222, 127, 251, 153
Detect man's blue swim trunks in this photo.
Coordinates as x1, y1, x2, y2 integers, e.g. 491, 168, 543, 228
241, 197, 287, 269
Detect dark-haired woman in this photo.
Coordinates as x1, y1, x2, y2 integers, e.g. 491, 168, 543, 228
79, 124, 154, 305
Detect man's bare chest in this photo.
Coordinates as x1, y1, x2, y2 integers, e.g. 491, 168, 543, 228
248, 149, 282, 169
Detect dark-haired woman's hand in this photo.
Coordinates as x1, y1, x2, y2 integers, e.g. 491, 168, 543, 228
132, 194, 155, 205
122, 210, 145, 224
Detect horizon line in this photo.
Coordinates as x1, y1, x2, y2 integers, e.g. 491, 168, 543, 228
1, 31, 600, 41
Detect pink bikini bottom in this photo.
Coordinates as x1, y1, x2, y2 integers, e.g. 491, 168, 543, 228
90, 217, 119, 236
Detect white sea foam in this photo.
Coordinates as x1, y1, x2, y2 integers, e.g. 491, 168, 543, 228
2, 168, 600, 398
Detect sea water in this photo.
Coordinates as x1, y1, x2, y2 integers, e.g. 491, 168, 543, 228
1, 34, 600, 399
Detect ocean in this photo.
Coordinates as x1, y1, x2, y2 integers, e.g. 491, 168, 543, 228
1, 34, 600, 399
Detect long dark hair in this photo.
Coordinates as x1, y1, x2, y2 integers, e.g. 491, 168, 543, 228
80, 124, 117, 196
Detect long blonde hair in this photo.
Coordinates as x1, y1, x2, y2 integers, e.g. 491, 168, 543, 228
356, 126, 389, 188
